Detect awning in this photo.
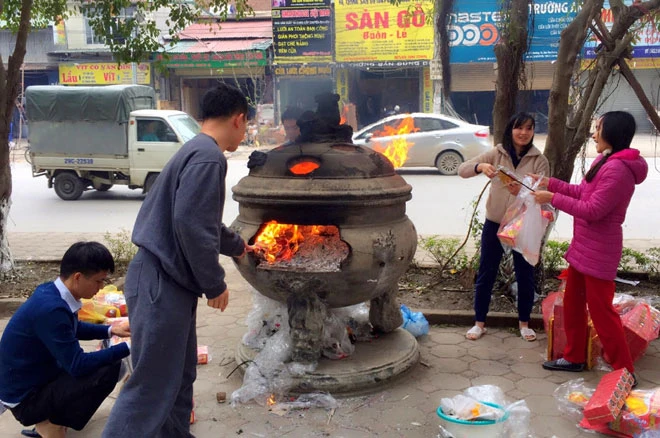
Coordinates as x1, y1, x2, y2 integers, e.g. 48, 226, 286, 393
163, 39, 271, 54
155, 20, 272, 69
177, 21, 272, 40
155, 40, 270, 68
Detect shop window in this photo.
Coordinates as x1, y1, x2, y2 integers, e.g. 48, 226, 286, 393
84, 17, 103, 45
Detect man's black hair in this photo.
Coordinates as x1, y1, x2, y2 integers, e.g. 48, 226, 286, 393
60, 241, 115, 278
281, 106, 304, 123
200, 83, 249, 121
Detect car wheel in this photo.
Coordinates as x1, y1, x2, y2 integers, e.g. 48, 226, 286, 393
435, 151, 463, 175
54, 172, 84, 200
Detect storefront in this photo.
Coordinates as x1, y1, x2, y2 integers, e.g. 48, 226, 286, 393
448, 0, 575, 130
155, 21, 272, 119
333, 0, 434, 128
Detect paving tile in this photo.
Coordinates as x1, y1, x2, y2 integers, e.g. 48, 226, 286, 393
511, 362, 553, 378
469, 375, 516, 392
469, 359, 510, 376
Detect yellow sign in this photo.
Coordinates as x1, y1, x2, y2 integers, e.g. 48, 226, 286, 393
337, 68, 349, 105
422, 67, 432, 113
334, 0, 434, 63
273, 65, 332, 76
59, 63, 151, 85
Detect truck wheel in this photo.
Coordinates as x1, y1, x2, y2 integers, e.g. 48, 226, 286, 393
54, 172, 84, 200
144, 173, 160, 194
93, 183, 113, 192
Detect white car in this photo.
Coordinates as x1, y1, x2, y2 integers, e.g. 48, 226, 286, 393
352, 113, 491, 175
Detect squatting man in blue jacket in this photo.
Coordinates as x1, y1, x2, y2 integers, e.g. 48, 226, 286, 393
0, 242, 131, 438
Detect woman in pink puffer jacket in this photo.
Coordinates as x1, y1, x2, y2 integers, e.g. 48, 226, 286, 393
533, 111, 648, 379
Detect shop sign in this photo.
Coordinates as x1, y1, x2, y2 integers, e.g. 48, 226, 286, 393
422, 67, 432, 113
154, 51, 267, 68
450, 0, 577, 63
337, 69, 349, 104
334, 0, 434, 64
584, 1, 660, 60
274, 65, 332, 76
59, 63, 150, 85
272, 0, 332, 64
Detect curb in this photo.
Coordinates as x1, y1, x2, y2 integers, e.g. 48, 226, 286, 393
421, 309, 545, 330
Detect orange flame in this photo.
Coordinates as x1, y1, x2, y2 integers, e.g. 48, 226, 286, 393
289, 161, 320, 175
267, 394, 276, 406
372, 116, 418, 168
340, 104, 349, 125
253, 221, 326, 263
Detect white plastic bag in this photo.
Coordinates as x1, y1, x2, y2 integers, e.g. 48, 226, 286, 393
497, 175, 549, 266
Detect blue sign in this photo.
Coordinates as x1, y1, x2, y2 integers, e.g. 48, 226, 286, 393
449, 0, 577, 63
584, 1, 660, 59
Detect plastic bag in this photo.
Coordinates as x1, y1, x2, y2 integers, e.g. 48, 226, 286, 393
79, 300, 121, 323
497, 173, 549, 266
440, 394, 503, 421
400, 304, 429, 337
553, 378, 596, 421
241, 287, 287, 350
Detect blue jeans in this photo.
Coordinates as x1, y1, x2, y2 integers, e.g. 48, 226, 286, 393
474, 219, 536, 323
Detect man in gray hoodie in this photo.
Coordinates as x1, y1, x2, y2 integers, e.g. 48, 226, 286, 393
103, 84, 249, 437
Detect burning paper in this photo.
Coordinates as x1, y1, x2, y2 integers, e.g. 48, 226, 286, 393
252, 222, 349, 272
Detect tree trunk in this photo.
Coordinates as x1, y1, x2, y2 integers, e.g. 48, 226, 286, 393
545, 0, 602, 181
0, 0, 34, 275
492, 0, 529, 145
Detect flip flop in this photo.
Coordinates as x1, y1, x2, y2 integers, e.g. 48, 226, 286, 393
466, 325, 487, 340
520, 327, 537, 342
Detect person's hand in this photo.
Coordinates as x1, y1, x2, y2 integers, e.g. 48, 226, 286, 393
532, 190, 554, 204
477, 163, 497, 178
528, 174, 549, 188
505, 181, 521, 196
208, 290, 229, 311
234, 242, 253, 260
110, 319, 130, 338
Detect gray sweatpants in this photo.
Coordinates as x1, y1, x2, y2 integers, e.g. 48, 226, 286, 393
103, 249, 198, 438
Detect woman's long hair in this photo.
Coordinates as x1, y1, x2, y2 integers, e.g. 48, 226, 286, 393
585, 111, 636, 182
502, 112, 535, 155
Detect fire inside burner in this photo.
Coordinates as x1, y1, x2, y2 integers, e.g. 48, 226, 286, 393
371, 116, 419, 168
251, 221, 349, 272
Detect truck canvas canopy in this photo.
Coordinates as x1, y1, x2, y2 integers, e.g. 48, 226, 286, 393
25, 85, 156, 156
26, 85, 156, 123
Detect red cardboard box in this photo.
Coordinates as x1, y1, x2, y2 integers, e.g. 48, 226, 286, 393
610, 388, 660, 436
622, 303, 660, 363
197, 345, 209, 365
583, 369, 634, 425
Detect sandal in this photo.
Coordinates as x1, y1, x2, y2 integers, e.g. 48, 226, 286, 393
520, 327, 537, 342
466, 325, 487, 340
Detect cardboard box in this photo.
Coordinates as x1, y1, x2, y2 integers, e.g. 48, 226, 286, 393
197, 345, 209, 365
609, 388, 660, 436
583, 369, 634, 425
622, 303, 660, 363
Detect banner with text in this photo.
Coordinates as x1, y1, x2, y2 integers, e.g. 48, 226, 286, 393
334, 0, 434, 65
59, 63, 151, 85
584, 1, 660, 59
154, 51, 267, 69
450, 0, 577, 63
272, 0, 332, 64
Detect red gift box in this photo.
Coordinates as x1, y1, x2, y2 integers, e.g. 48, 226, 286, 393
622, 303, 660, 363
583, 369, 634, 425
610, 388, 660, 436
